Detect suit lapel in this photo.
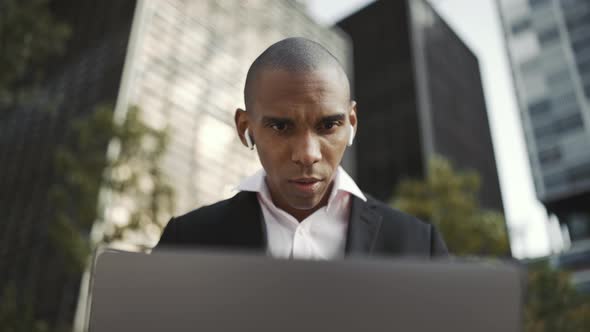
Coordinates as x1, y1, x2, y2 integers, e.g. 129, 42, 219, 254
227, 191, 266, 250
345, 195, 384, 256
230, 191, 383, 256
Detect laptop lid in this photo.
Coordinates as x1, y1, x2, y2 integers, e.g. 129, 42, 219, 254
88, 250, 522, 332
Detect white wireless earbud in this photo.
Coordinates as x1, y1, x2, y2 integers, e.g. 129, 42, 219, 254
244, 128, 254, 150
347, 125, 355, 147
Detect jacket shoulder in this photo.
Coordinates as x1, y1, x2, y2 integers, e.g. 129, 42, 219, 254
155, 191, 256, 247
364, 193, 430, 229
363, 194, 448, 256
174, 192, 240, 226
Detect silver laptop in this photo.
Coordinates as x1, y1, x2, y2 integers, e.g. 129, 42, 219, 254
87, 250, 522, 332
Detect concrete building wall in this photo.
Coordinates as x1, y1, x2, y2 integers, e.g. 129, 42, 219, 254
118, 0, 351, 227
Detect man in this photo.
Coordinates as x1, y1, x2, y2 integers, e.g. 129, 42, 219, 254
155, 37, 448, 259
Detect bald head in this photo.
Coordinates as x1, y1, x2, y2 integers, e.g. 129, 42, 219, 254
244, 37, 350, 110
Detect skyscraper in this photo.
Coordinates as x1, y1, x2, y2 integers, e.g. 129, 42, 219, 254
338, 0, 505, 214
496, 0, 590, 293
496, 0, 590, 243
0, 1, 136, 330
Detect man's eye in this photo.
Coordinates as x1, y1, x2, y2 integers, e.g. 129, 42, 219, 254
321, 121, 340, 131
271, 123, 287, 131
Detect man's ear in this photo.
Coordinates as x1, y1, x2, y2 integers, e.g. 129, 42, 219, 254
349, 100, 358, 131
234, 108, 250, 148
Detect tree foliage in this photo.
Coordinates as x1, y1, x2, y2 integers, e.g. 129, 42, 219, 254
0, 0, 71, 110
525, 263, 590, 332
392, 156, 510, 256
98, 105, 175, 250
49, 105, 116, 273
392, 156, 590, 330
0, 1, 74, 330
16, 104, 173, 332
48, 104, 174, 274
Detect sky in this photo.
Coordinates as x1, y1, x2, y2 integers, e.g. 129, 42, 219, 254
304, 0, 562, 259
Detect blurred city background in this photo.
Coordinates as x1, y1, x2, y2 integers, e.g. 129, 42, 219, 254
0, 0, 589, 331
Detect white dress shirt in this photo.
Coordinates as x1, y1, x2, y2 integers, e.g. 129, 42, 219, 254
237, 166, 367, 260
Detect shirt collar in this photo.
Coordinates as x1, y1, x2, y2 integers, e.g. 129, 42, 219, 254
236, 166, 367, 209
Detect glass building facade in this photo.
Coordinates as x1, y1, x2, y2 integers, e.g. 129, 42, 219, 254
497, 0, 590, 293
338, 0, 505, 214
0, 1, 136, 330
497, 0, 590, 242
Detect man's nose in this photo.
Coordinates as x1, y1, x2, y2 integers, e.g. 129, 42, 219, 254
291, 131, 321, 166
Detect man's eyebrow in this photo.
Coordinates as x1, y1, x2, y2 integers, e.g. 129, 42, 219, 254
261, 114, 346, 124
261, 116, 294, 124
320, 114, 346, 122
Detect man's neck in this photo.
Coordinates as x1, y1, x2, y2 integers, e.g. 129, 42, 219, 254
268, 181, 334, 222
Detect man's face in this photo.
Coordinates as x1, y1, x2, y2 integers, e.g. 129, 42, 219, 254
236, 67, 357, 220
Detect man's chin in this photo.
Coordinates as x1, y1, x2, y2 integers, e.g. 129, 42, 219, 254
284, 183, 333, 210
285, 196, 323, 211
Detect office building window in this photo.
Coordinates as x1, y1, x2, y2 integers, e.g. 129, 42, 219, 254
539, 146, 562, 165
529, 99, 552, 116
538, 27, 560, 46
578, 58, 590, 74
565, 12, 590, 31
544, 172, 565, 189
565, 213, 590, 242
548, 68, 572, 85
520, 57, 541, 73
555, 113, 584, 134
567, 161, 590, 183
533, 113, 584, 141
512, 17, 532, 34
534, 122, 555, 141
552, 90, 578, 107
529, 0, 550, 8
573, 37, 590, 54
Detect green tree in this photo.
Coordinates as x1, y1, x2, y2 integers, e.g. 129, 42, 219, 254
49, 104, 175, 273
392, 156, 590, 331
525, 262, 590, 332
0, 0, 71, 110
49, 105, 117, 274
97, 105, 175, 251
392, 156, 510, 256
0, 1, 72, 330
25, 104, 175, 332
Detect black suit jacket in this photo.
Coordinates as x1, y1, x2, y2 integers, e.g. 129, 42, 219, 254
155, 191, 449, 258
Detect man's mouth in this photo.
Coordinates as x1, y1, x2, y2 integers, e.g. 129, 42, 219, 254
289, 178, 323, 193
